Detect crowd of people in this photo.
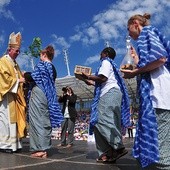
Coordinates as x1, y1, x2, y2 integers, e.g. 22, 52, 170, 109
52, 111, 90, 141
52, 110, 135, 141
0, 12, 170, 169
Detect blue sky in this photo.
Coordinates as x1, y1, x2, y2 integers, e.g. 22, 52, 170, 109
0, 0, 170, 78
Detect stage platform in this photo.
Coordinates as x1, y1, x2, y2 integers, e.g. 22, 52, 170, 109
0, 138, 141, 170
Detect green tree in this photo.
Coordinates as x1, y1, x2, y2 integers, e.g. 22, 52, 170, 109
24, 37, 42, 69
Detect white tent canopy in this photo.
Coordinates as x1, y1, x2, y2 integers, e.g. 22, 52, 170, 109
55, 76, 94, 101
55, 75, 137, 104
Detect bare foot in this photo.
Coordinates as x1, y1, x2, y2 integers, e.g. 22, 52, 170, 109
31, 151, 47, 158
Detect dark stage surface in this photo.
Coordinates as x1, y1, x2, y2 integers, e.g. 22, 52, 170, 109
0, 138, 141, 170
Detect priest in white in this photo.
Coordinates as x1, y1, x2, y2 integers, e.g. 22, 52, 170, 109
0, 32, 26, 152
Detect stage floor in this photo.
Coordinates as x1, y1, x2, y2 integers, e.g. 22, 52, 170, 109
0, 138, 141, 170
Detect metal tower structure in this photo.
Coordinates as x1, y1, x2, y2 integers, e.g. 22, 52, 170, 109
63, 49, 71, 76
105, 40, 110, 47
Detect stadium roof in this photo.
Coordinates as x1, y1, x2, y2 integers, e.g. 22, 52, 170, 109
55, 75, 137, 104
55, 76, 95, 101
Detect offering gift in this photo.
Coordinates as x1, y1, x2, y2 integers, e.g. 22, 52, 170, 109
74, 65, 92, 81
120, 36, 135, 70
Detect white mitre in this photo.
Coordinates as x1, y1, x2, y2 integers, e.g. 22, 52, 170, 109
8, 32, 22, 48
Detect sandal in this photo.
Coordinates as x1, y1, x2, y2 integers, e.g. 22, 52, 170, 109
96, 152, 116, 163
110, 148, 128, 162
31, 151, 47, 158
96, 155, 108, 163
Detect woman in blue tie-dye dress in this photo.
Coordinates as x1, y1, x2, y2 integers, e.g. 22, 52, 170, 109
121, 13, 170, 170
27, 45, 63, 158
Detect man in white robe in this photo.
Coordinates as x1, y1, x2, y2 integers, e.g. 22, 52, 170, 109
0, 32, 26, 152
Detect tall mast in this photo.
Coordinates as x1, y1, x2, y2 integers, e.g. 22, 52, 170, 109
63, 49, 71, 76
105, 40, 110, 47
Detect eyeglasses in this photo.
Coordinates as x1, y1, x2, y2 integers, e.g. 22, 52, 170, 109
127, 25, 132, 31
127, 23, 136, 31
11, 48, 20, 53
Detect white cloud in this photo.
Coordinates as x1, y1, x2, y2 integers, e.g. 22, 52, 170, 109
63, 0, 170, 56
54, 48, 61, 57
71, 0, 170, 47
0, 33, 5, 47
3, 0, 170, 69
70, 32, 82, 42
0, 0, 10, 7
52, 34, 70, 49
86, 27, 99, 44
0, 0, 14, 20
84, 55, 100, 65
74, 0, 170, 64
17, 53, 34, 71
162, 24, 170, 36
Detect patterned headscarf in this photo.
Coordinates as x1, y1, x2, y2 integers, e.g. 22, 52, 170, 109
133, 25, 170, 167
89, 57, 130, 135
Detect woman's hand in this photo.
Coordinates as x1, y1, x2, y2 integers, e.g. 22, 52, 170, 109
121, 57, 166, 79
130, 46, 139, 65
120, 68, 138, 79
81, 72, 89, 80
19, 77, 25, 83
84, 79, 95, 86
22, 71, 26, 76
